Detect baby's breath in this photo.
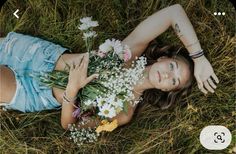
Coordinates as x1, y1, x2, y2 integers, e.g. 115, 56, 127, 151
68, 122, 99, 147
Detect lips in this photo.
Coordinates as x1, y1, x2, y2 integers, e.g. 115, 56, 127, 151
157, 71, 161, 82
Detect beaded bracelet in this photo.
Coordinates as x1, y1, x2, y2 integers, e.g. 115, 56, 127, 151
62, 91, 78, 108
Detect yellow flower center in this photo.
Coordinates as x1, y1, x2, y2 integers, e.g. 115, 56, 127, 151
104, 110, 109, 115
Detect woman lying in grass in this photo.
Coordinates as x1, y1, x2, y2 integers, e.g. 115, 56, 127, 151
0, 4, 219, 130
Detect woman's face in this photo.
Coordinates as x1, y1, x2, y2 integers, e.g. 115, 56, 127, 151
149, 56, 191, 91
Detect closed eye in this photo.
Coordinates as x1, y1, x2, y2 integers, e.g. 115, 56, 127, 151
169, 63, 174, 71
172, 78, 176, 85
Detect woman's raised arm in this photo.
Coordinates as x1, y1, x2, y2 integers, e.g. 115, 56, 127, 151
122, 4, 219, 94
122, 4, 200, 59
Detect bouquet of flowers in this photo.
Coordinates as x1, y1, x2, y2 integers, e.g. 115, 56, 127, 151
36, 17, 147, 146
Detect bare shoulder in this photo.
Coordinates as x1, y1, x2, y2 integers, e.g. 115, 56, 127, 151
54, 52, 86, 71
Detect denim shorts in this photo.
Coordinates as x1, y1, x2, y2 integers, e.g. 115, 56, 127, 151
0, 32, 68, 112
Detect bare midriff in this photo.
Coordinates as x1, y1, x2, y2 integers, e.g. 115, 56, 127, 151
0, 65, 17, 103
0, 53, 84, 106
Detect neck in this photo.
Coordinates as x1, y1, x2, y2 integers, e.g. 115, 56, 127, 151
133, 65, 155, 94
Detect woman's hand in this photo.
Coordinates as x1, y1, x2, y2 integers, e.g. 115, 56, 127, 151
66, 52, 99, 93
193, 55, 219, 94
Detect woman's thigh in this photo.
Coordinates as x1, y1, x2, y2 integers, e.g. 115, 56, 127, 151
0, 65, 16, 103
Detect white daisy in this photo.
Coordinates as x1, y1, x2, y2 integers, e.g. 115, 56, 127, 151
79, 17, 99, 29
96, 97, 106, 107
78, 23, 90, 31
88, 21, 99, 27
99, 40, 113, 53
80, 17, 92, 24
111, 39, 123, 54
98, 103, 116, 118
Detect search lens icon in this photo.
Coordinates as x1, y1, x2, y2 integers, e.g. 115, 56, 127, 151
200, 125, 232, 150
217, 135, 222, 141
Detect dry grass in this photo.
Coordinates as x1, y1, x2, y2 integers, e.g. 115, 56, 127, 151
0, 0, 235, 153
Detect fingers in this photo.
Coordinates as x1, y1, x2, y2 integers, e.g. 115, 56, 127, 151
212, 72, 219, 84
197, 82, 208, 94
83, 52, 89, 69
70, 62, 76, 71
75, 53, 89, 70
207, 78, 216, 89
203, 80, 214, 93
74, 55, 83, 69
195, 75, 208, 94
86, 74, 99, 83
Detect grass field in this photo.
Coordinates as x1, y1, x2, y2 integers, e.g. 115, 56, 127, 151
0, 0, 235, 153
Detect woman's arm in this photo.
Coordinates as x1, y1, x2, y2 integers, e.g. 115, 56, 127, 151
75, 103, 137, 130
122, 4, 199, 60
122, 4, 219, 94
61, 53, 99, 130
108, 103, 137, 126
60, 88, 78, 129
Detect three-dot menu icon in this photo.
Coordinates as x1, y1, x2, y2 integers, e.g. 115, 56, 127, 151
214, 12, 226, 16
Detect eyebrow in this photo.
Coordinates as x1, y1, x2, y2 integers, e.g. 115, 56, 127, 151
174, 61, 181, 86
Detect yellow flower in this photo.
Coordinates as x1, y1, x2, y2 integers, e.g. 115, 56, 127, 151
95, 119, 118, 133
101, 120, 109, 125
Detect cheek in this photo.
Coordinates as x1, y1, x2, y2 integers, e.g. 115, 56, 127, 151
149, 69, 157, 85
161, 80, 172, 88
160, 79, 177, 90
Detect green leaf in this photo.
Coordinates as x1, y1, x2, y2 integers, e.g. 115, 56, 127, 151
123, 101, 129, 114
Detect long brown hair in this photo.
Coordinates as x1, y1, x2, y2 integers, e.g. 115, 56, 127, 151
140, 41, 194, 110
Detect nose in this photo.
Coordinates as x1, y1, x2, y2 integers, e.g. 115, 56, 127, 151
163, 72, 173, 79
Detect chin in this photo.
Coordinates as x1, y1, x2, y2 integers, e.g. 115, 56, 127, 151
150, 78, 159, 89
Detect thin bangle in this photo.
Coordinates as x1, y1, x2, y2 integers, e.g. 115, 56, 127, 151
63, 91, 78, 102
190, 51, 204, 57
62, 91, 79, 108
189, 49, 204, 56
62, 98, 78, 108
191, 52, 204, 59
62, 97, 78, 108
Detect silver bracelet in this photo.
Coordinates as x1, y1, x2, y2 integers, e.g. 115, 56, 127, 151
189, 49, 204, 59
62, 91, 78, 108
189, 49, 204, 56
